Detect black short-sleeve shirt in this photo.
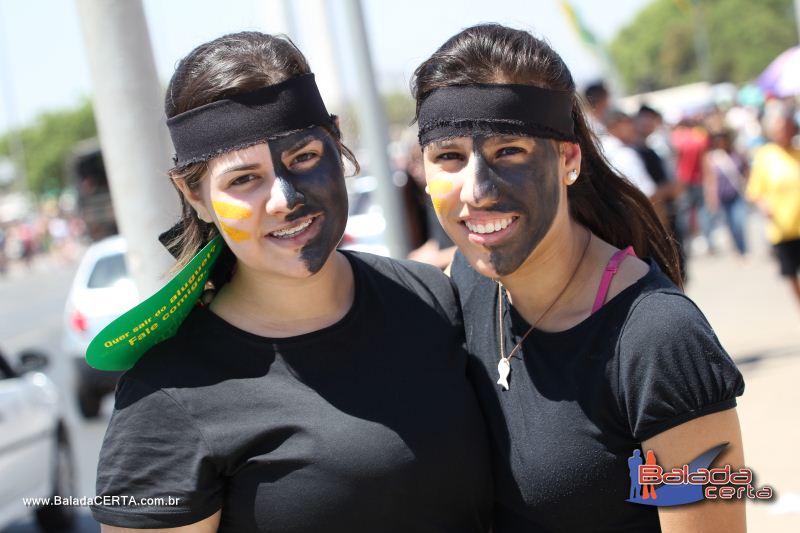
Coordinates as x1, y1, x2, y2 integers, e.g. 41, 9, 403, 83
451, 251, 744, 533
91, 251, 492, 532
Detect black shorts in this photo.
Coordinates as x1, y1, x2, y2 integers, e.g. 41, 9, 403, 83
774, 238, 800, 277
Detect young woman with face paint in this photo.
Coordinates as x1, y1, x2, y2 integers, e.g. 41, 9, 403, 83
413, 25, 745, 533
90, 32, 492, 533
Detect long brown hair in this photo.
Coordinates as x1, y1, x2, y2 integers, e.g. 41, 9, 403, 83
164, 31, 358, 276
411, 24, 682, 287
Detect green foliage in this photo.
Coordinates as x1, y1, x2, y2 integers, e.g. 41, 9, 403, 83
0, 99, 97, 195
610, 0, 798, 93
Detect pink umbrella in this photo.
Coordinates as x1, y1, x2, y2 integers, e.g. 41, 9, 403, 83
757, 46, 800, 97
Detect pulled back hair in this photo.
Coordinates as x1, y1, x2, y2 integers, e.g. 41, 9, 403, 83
165, 31, 358, 276
411, 24, 682, 287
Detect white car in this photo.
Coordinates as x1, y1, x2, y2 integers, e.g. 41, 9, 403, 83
341, 175, 390, 256
62, 235, 139, 418
0, 348, 75, 531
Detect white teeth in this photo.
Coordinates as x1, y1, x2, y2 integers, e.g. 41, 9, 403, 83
465, 217, 514, 234
270, 217, 313, 238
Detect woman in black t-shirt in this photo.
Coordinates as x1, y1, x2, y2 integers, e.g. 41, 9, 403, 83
411, 24, 745, 532
90, 32, 492, 532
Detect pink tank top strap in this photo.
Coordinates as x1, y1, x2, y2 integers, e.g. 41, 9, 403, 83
591, 246, 636, 314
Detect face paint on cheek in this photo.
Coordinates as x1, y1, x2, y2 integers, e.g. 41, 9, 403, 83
212, 200, 252, 220
219, 220, 250, 242
268, 129, 348, 274
277, 178, 306, 211
427, 177, 454, 213
472, 137, 561, 276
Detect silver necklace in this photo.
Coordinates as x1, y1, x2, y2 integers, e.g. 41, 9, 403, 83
496, 231, 591, 390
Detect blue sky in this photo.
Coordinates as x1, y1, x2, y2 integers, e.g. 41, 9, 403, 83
0, 0, 650, 132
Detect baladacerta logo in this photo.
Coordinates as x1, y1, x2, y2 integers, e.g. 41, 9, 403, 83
627, 443, 773, 506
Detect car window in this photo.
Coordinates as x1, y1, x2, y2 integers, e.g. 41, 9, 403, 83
87, 253, 128, 288
0, 353, 13, 379
348, 190, 372, 216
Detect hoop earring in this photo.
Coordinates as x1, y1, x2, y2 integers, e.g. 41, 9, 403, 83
566, 169, 579, 185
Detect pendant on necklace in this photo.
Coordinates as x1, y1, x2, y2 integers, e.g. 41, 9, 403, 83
497, 358, 511, 390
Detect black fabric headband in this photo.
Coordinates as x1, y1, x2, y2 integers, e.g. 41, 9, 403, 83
417, 83, 576, 146
167, 73, 334, 167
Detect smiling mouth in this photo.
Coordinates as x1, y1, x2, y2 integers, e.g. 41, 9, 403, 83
268, 215, 318, 239
463, 216, 517, 235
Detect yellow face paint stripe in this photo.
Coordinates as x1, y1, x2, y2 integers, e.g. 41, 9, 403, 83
219, 221, 250, 242
428, 178, 454, 213
212, 200, 252, 220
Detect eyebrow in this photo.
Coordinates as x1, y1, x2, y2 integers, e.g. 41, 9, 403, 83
429, 139, 463, 150
282, 134, 321, 156
219, 162, 261, 175
485, 135, 535, 144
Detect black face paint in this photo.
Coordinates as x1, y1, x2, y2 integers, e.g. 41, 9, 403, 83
471, 136, 561, 276
267, 127, 348, 274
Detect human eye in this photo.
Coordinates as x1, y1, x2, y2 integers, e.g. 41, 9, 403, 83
292, 151, 320, 166
284, 139, 324, 170
496, 146, 525, 157
435, 151, 465, 162
229, 173, 258, 187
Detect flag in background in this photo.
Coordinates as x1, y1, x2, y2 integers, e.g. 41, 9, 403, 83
559, 0, 603, 54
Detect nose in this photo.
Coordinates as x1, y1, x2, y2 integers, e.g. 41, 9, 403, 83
459, 151, 500, 208
265, 176, 305, 215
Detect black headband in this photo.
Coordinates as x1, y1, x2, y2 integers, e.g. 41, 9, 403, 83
417, 83, 576, 146
167, 73, 334, 167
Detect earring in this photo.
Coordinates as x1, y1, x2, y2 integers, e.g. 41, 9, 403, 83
566, 169, 579, 185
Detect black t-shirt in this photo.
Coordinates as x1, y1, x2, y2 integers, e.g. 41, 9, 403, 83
451, 252, 744, 533
91, 251, 492, 532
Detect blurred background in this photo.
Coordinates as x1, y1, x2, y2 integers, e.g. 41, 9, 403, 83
0, 0, 799, 531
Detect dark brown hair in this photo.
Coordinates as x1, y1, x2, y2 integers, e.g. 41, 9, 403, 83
165, 31, 358, 274
411, 24, 682, 286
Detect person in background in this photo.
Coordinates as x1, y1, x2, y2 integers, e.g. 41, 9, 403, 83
603, 110, 657, 199
672, 116, 711, 252
406, 144, 457, 269
703, 130, 749, 258
583, 81, 609, 136
747, 106, 800, 310
636, 105, 686, 280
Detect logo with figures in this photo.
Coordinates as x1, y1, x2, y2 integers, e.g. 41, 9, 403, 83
627, 444, 773, 506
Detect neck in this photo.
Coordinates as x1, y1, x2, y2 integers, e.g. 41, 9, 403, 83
499, 217, 592, 329
210, 251, 355, 337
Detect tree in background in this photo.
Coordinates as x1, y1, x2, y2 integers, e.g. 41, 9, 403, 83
611, 0, 797, 93
0, 100, 96, 196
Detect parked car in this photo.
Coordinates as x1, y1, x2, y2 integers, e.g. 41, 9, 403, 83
62, 235, 138, 418
340, 175, 390, 256
0, 348, 75, 531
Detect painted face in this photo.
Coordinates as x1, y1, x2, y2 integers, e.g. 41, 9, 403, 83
423, 135, 562, 278
198, 126, 348, 278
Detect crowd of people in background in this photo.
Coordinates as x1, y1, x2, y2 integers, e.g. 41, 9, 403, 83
0, 210, 86, 275
567, 81, 800, 309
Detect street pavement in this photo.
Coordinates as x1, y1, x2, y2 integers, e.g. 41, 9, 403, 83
683, 218, 800, 532
0, 211, 798, 532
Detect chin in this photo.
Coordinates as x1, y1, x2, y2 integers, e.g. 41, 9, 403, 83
464, 249, 501, 280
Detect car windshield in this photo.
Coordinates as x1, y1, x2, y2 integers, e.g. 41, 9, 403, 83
87, 253, 128, 289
